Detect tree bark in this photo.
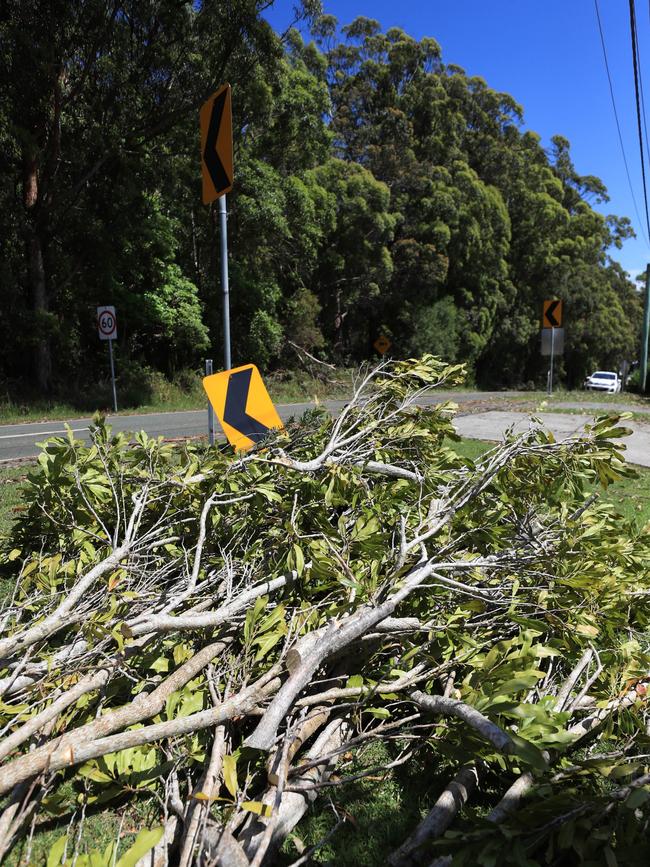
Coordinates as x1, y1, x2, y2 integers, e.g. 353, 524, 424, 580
22, 149, 51, 393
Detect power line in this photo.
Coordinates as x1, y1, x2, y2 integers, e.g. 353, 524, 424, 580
633, 5, 650, 186
628, 0, 650, 243
594, 0, 649, 246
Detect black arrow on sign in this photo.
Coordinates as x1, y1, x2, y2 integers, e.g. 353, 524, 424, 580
223, 368, 269, 444
545, 300, 561, 327
203, 89, 230, 195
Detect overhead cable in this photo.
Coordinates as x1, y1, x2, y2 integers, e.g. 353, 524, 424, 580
628, 0, 650, 243
594, 0, 649, 246
633, 4, 650, 190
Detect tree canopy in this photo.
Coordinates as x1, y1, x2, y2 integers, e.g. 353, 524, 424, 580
0, 3, 642, 396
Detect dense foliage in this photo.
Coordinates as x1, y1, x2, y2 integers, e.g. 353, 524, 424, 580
0, 1, 643, 399
0, 357, 648, 864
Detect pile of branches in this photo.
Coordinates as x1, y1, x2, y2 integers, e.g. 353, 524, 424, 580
0, 356, 649, 866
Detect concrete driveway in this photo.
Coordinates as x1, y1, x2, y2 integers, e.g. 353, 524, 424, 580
454, 411, 650, 467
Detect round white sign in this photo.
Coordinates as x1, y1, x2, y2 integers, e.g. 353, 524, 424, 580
97, 306, 117, 341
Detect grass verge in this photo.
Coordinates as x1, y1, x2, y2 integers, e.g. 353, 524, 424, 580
451, 438, 650, 528
1, 369, 649, 426
0, 466, 27, 537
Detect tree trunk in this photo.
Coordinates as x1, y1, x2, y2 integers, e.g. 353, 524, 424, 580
28, 231, 50, 393
23, 150, 51, 393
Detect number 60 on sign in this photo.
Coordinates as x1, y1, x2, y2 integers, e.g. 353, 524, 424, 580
97, 306, 117, 341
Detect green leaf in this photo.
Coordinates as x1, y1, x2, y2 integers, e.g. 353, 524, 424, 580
242, 800, 273, 816
21, 560, 38, 578
150, 656, 170, 673
244, 595, 268, 643
350, 515, 380, 542
258, 604, 286, 634
116, 827, 164, 867
254, 630, 284, 661
47, 835, 67, 867
292, 544, 305, 576
624, 787, 650, 809
222, 753, 238, 798
575, 623, 599, 638
366, 707, 391, 719
102, 842, 117, 865
78, 763, 114, 784
509, 733, 548, 770
491, 672, 543, 696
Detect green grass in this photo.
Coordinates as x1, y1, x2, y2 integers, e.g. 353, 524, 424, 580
279, 741, 444, 865
0, 376, 207, 424
452, 438, 650, 529
527, 389, 649, 406
3, 787, 157, 867
265, 368, 355, 404
0, 466, 27, 537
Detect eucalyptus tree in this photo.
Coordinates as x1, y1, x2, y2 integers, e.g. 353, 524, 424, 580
0, 0, 319, 392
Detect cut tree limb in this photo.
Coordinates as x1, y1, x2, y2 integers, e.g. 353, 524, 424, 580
0, 640, 231, 795
239, 718, 351, 860
388, 765, 478, 866
0, 542, 132, 659
0, 674, 281, 796
245, 561, 439, 751
178, 723, 227, 867
409, 691, 515, 754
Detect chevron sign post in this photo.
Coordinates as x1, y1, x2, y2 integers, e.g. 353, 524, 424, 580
200, 84, 235, 443
203, 364, 284, 451
541, 299, 564, 395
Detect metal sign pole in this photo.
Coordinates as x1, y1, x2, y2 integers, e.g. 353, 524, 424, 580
548, 327, 555, 395
108, 337, 118, 412
219, 195, 231, 370
206, 358, 215, 445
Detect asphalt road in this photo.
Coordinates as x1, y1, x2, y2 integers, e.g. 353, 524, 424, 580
1, 392, 648, 465
0, 401, 345, 462
0, 392, 511, 462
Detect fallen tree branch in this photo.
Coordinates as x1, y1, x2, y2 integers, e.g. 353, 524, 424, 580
178, 723, 227, 867
388, 765, 478, 866
245, 562, 441, 751
0, 640, 234, 796
239, 718, 351, 860
0, 667, 111, 762
409, 691, 515, 754
0, 542, 133, 660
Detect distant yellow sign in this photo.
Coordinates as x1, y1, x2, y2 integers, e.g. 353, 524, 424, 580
374, 335, 392, 355
542, 299, 563, 329
203, 364, 283, 451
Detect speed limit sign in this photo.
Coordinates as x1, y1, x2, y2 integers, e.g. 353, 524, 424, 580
97, 306, 117, 341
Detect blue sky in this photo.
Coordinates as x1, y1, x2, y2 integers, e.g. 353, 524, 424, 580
264, 0, 650, 281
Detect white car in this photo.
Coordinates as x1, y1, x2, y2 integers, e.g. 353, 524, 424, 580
583, 371, 621, 394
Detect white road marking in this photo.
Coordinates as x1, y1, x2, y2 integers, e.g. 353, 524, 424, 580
0, 427, 88, 440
